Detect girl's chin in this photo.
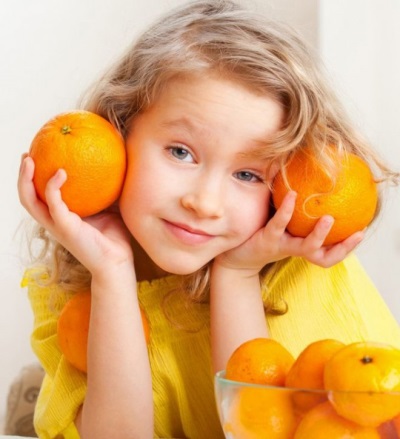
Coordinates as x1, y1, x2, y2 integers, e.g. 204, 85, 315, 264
157, 261, 208, 276
152, 254, 212, 276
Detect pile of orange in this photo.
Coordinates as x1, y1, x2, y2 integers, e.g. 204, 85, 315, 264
272, 146, 378, 245
57, 290, 150, 373
29, 110, 126, 217
223, 337, 400, 438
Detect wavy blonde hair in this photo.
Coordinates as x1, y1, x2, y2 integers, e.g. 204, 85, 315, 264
30, 0, 398, 312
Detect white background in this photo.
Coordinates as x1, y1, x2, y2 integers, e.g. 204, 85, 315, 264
0, 0, 399, 424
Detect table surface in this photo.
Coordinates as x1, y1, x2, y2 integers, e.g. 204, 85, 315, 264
0, 436, 36, 438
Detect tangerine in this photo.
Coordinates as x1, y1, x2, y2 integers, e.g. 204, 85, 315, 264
285, 338, 345, 413
224, 386, 298, 439
324, 342, 400, 427
226, 338, 294, 386
29, 110, 126, 217
57, 290, 149, 373
294, 401, 381, 439
272, 146, 378, 245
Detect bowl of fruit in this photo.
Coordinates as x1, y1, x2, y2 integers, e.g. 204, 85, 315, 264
214, 338, 400, 438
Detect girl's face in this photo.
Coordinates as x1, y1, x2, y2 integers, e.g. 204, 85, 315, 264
120, 75, 284, 275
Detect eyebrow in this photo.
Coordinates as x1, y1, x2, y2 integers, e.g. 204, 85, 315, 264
161, 116, 275, 159
160, 117, 203, 136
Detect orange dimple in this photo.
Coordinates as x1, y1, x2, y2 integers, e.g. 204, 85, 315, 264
272, 146, 378, 245
226, 338, 295, 386
29, 110, 126, 217
324, 341, 400, 427
57, 290, 150, 373
285, 338, 345, 414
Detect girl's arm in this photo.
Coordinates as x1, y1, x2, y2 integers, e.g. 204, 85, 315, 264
78, 266, 153, 439
210, 263, 268, 373
18, 156, 153, 439
210, 191, 364, 372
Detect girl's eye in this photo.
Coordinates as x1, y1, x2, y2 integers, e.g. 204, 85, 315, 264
168, 146, 194, 163
234, 171, 262, 182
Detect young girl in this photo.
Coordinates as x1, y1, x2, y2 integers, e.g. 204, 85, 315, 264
18, 1, 400, 438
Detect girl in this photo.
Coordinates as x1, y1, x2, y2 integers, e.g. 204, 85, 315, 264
18, 1, 400, 438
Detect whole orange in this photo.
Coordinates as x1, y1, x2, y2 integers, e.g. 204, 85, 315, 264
29, 110, 126, 217
272, 147, 378, 245
224, 386, 298, 439
285, 338, 345, 413
294, 401, 381, 439
57, 290, 150, 373
324, 341, 400, 427
225, 338, 294, 386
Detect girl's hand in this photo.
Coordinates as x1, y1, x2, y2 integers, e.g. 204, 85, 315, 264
215, 191, 364, 274
18, 155, 134, 278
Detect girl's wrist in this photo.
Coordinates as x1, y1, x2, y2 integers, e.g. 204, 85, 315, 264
90, 260, 137, 297
210, 261, 262, 302
211, 259, 261, 284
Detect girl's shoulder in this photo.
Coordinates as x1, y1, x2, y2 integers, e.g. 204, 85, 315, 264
21, 267, 75, 318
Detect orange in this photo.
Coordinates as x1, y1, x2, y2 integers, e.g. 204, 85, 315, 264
57, 290, 150, 373
294, 401, 381, 439
285, 338, 345, 413
272, 146, 378, 245
224, 386, 298, 439
57, 290, 91, 372
324, 341, 400, 427
29, 110, 126, 217
226, 338, 295, 386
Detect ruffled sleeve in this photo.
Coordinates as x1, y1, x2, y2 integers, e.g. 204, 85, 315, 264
263, 254, 400, 357
22, 269, 86, 439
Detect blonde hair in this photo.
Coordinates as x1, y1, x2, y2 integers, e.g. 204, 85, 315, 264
30, 0, 398, 311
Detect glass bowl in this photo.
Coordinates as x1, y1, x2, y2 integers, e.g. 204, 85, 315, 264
214, 371, 400, 438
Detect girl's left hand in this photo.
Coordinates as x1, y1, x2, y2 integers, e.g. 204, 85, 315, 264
215, 191, 364, 274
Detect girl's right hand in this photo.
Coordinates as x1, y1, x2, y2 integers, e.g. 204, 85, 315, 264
18, 155, 134, 279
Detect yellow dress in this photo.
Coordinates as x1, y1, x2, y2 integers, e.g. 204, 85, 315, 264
23, 254, 400, 439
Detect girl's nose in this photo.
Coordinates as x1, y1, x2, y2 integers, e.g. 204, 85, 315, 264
181, 189, 224, 219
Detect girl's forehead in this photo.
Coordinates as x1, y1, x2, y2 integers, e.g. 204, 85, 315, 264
150, 77, 282, 134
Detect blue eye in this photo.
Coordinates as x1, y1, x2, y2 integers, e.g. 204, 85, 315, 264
169, 146, 194, 162
234, 171, 262, 182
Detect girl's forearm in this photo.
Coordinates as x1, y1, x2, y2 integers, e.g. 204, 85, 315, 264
210, 263, 269, 374
78, 265, 153, 439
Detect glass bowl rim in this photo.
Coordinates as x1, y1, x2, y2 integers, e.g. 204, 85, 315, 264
215, 370, 400, 396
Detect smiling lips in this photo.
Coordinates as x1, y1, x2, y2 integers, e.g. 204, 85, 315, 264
163, 220, 215, 245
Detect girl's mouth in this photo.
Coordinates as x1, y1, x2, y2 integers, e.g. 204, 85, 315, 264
163, 220, 215, 245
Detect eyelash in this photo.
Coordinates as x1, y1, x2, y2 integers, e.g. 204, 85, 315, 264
167, 145, 194, 162
167, 145, 264, 183
233, 171, 263, 183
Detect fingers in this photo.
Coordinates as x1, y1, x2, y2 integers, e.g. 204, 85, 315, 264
18, 156, 46, 214
44, 169, 72, 221
18, 155, 70, 229
279, 211, 365, 267
266, 191, 297, 237
314, 230, 364, 267
300, 215, 334, 251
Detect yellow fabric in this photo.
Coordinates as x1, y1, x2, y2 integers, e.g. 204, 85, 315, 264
23, 254, 400, 439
